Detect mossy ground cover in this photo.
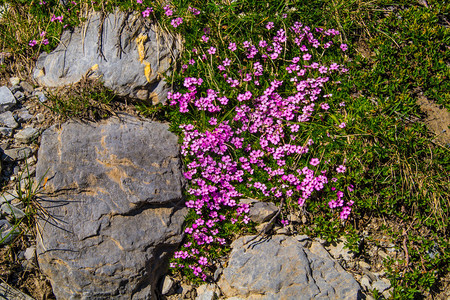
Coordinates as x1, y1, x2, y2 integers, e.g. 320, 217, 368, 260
0, 0, 449, 299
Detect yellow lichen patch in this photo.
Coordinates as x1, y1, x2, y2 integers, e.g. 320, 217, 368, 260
36, 69, 45, 78
135, 34, 153, 83
135, 34, 148, 63
91, 64, 99, 71
144, 62, 152, 82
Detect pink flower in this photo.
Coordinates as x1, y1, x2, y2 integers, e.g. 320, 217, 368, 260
321, 103, 330, 110
207, 47, 216, 55
336, 165, 346, 173
142, 7, 153, 17
338, 122, 346, 128
171, 17, 183, 28
303, 53, 312, 61
340, 44, 348, 51
266, 22, 274, 30
228, 42, 237, 51
198, 256, 208, 265
41, 38, 49, 45
310, 158, 320, 166
28, 40, 38, 47
136, 0, 142, 3
40, 31, 46, 37
164, 5, 173, 16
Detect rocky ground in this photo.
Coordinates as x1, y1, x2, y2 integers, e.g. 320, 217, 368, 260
0, 73, 449, 299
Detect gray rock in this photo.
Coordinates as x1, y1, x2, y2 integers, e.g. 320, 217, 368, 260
1, 203, 26, 219
9, 77, 20, 86
0, 282, 34, 300
240, 198, 278, 223
14, 127, 39, 143
0, 219, 19, 244
196, 284, 217, 300
218, 235, 361, 300
13, 91, 25, 102
0, 127, 13, 137
0, 191, 17, 205
161, 276, 174, 295
33, 11, 180, 105
34, 91, 47, 103
360, 276, 372, 291
2, 147, 33, 161
0, 86, 17, 113
20, 81, 34, 94
16, 109, 33, 123
0, 111, 18, 128
24, 246, 36, 261
326, 239, 354, 261
372, 279, 391, 293
35, 114, 187, 300
35, 113, 45, 123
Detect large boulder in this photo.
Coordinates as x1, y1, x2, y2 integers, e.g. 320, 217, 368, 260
35, 115, 187, 299
33, 10, 180, 104
218, 235, 362, 299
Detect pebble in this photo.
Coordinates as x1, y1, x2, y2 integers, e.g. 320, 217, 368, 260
2, 147, 33, 161
24, 246, 36, 261
372, 278, 391, 293
9, 77, 20, 86
0, 219, 19, 244
0, 111, 19, 128
16, 109, 33, 123
196, 284, 217, 300
13, 91, 25, 102
359, 261, 371, 270
160, 276, 174, 295
0, 127, 13, 137
360, 275, 372, 291
20, 81, 34, 94
26, 156, 37, 166
0, 191, 17, 204
35, 91, 47, 103
14, 127, 39, 143
36, 113, 45, 123
0, 86, 17, 112
1, 202, 26, 219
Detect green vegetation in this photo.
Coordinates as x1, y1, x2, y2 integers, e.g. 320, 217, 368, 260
0, 0, 448, 298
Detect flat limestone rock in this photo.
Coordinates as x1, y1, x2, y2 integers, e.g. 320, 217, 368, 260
33, 10, 180, 104
35, 114, 187, 299
218, 235, 362, 300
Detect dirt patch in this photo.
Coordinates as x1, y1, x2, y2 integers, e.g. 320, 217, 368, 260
417, 95, 450, 145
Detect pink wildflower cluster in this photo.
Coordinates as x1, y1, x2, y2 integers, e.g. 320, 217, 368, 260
169, 19, 354, 279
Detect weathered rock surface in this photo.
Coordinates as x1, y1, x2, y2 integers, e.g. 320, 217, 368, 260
0, 86, 16, 112
218, 235, 361, 300
33, 10, 179, 104
35, 114, 187, 299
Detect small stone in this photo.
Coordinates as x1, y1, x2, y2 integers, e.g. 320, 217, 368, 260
9, 85, 21, 94
0, 127, 13, 137
275, 224, 293, 235
196, 284, 216, 300
15, 127, 39, 143
0, 111, 19, 128
287, 213, 301, 223
248, 200, 278, 223
36, 113, 45, 123
136, 89, 148, 100
14, 91, 25, 102
360, 276, 372, 291
372, 279, 391, 293
213, 267, 223, 281
0, 191, 17, 205
1, 203, 26, 219
2, 147, 33, 161
9, 77, 20, 86
181, 284, 193, 298
16, 109, 33, 123
382, 287, 393, 299
359, 261, 371, 270
378, 249, 389, 260
35, 91, 47, 103
0, 86, 17, 113
24, 246, 36, 261
20, 81, 34, 93
0, 219, 19, 244
26, 156, 37, 166
326, 240, 354, 261
161, 276, 174, 295
255, 221, 273, 233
